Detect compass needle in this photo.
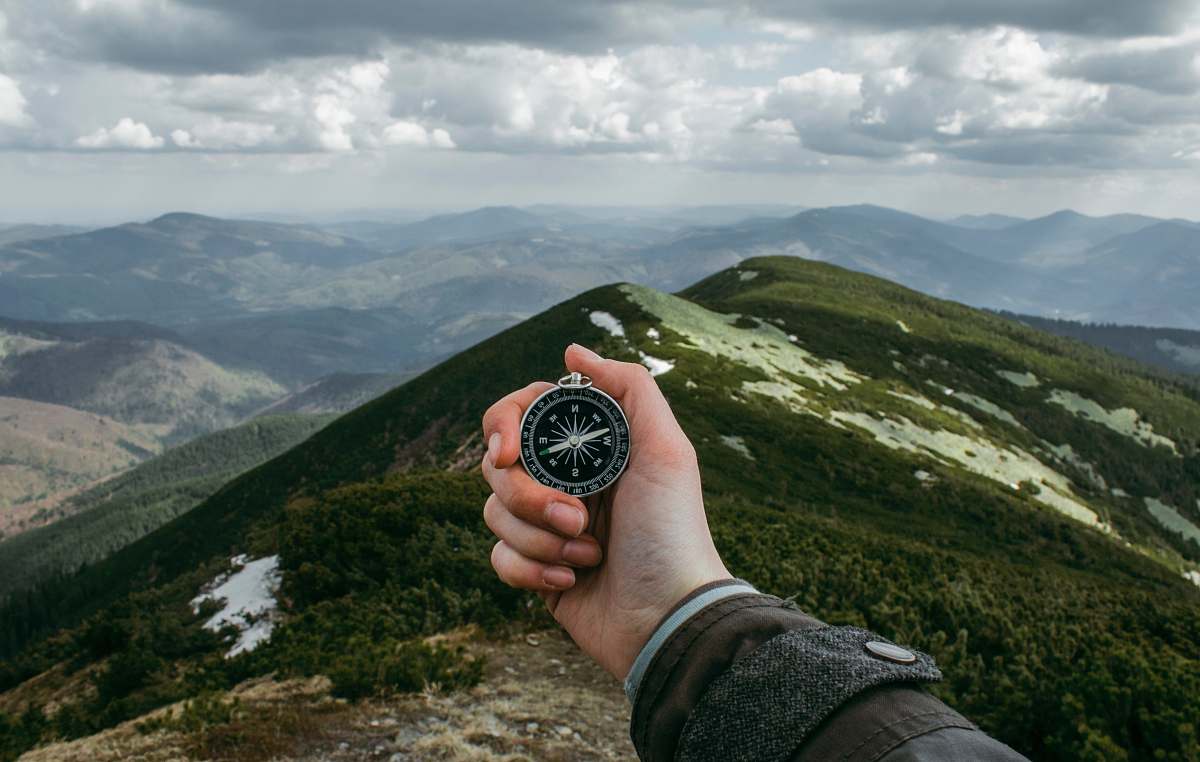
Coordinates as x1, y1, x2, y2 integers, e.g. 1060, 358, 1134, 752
518, 372, 630, 497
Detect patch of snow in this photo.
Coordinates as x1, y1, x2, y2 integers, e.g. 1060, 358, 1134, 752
645, 327, 660, 341
621, 284, 864, 392
888, 390, 936, 410
1047, 389, 1177, 453
896, 320, 912, 334
1155, 339, 1200, 368
996, 369, 1040, 388
952, 392, 1023, 429
829, 410, 1102, 528
739, 270, 759, 281
589, 311, 625, 337
1111, 487, 1129, 498
638, 351, 674, 376
741, 381, 822, 419
787, 334, 799, 343
191, 555, 282, 658
720, 435, 755, 460
685, 379, 698, 389
917, 355, 949, 369
914, 469, 934, 482
1144, 497, 1200, 545
892, 361, 907, 373
1183, 570, 1200, 588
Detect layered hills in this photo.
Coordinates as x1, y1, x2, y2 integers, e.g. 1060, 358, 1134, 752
1, 257, 1196, 761
0, 413, 333, 604
2, 205, 1198, 335
0, 318, 287, 522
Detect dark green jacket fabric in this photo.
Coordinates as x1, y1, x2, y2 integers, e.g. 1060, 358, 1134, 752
629, 580, 1027, 761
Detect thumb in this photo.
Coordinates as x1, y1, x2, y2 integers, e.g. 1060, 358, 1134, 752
564, 344, 677, 435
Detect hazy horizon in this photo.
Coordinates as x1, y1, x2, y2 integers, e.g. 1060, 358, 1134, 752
4, 201, 1196, 230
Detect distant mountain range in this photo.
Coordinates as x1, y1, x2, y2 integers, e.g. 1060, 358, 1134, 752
4, 204, 1194, 334
0, 224, 89, 246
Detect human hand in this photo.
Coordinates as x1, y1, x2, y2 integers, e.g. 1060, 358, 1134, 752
481, 343, 730, 680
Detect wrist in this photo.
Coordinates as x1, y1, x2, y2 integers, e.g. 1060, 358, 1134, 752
623, 576, 753, 703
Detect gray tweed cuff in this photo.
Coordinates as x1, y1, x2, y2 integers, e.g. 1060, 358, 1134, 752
677, 625, 942, 762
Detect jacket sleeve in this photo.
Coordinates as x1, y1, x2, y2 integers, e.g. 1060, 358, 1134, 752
626, 580, 1028, 762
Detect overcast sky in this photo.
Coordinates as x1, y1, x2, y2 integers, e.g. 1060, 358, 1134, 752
2, 0, 1199, 222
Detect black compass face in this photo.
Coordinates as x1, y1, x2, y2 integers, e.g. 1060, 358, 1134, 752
519, 385, 630, 497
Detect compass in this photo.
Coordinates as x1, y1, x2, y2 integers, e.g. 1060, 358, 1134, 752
519, 372, 630, 497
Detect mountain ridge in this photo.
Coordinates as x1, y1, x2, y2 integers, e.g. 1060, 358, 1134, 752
1, 257, 1196, 762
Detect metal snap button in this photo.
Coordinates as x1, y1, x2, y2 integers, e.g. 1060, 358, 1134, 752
865, 641, 917, 664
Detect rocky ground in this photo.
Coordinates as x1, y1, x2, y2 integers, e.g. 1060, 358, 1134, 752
17, 629, 635, 761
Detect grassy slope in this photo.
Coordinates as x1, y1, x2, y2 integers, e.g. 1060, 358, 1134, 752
1, 257, 1198, 760
0, 413, 333, 604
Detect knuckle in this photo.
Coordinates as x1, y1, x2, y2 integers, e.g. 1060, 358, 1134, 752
660, 437, 698, 468
490, 542, 516, 586
482, 494, 502, 531
534, 533, 566, 562
482, 396, 517, 430
507, 485, 544, 520
481, 401, 502, 430
617, 359, 650, 378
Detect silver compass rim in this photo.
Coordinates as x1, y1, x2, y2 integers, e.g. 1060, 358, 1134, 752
518, 381, 630, 497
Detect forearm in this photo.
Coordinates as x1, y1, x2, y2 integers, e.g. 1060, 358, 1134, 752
626, 580, 1028, 762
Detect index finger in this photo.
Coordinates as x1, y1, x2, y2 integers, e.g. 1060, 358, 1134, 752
482, 381, 554, 468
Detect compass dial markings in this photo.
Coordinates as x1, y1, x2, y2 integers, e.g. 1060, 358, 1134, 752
520, 385, 629, 496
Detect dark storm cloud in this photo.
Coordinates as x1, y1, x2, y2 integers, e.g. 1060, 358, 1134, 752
1057, 45, 1200, 95
738, 0, 1196, 38
10, 0, 1195, 77
8, 0, 650, 75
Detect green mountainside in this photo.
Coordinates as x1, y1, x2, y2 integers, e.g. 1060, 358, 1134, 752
1, 257, 1198, 761
0, 414, 333, 606
1002, 312, 1200, 380
0, 398, 163, 539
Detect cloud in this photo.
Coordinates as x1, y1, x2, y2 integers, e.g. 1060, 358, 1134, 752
75, 117, 164, 149
172, 119, 278, 149
382, 120, 455, 148
1058, 43, 1200, 95
8, 0, 1189, 83
739, 0, 1197, 38
5, 0, 660, 76
0, 0, 1198, 207
0, 74, 33, 127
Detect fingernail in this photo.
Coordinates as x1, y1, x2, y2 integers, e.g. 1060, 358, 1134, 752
543, 566, 575, 589
487, 432, 501, 465
546, 502, 585, 537
562, 539, 602, 567
570, 343, 601, 361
